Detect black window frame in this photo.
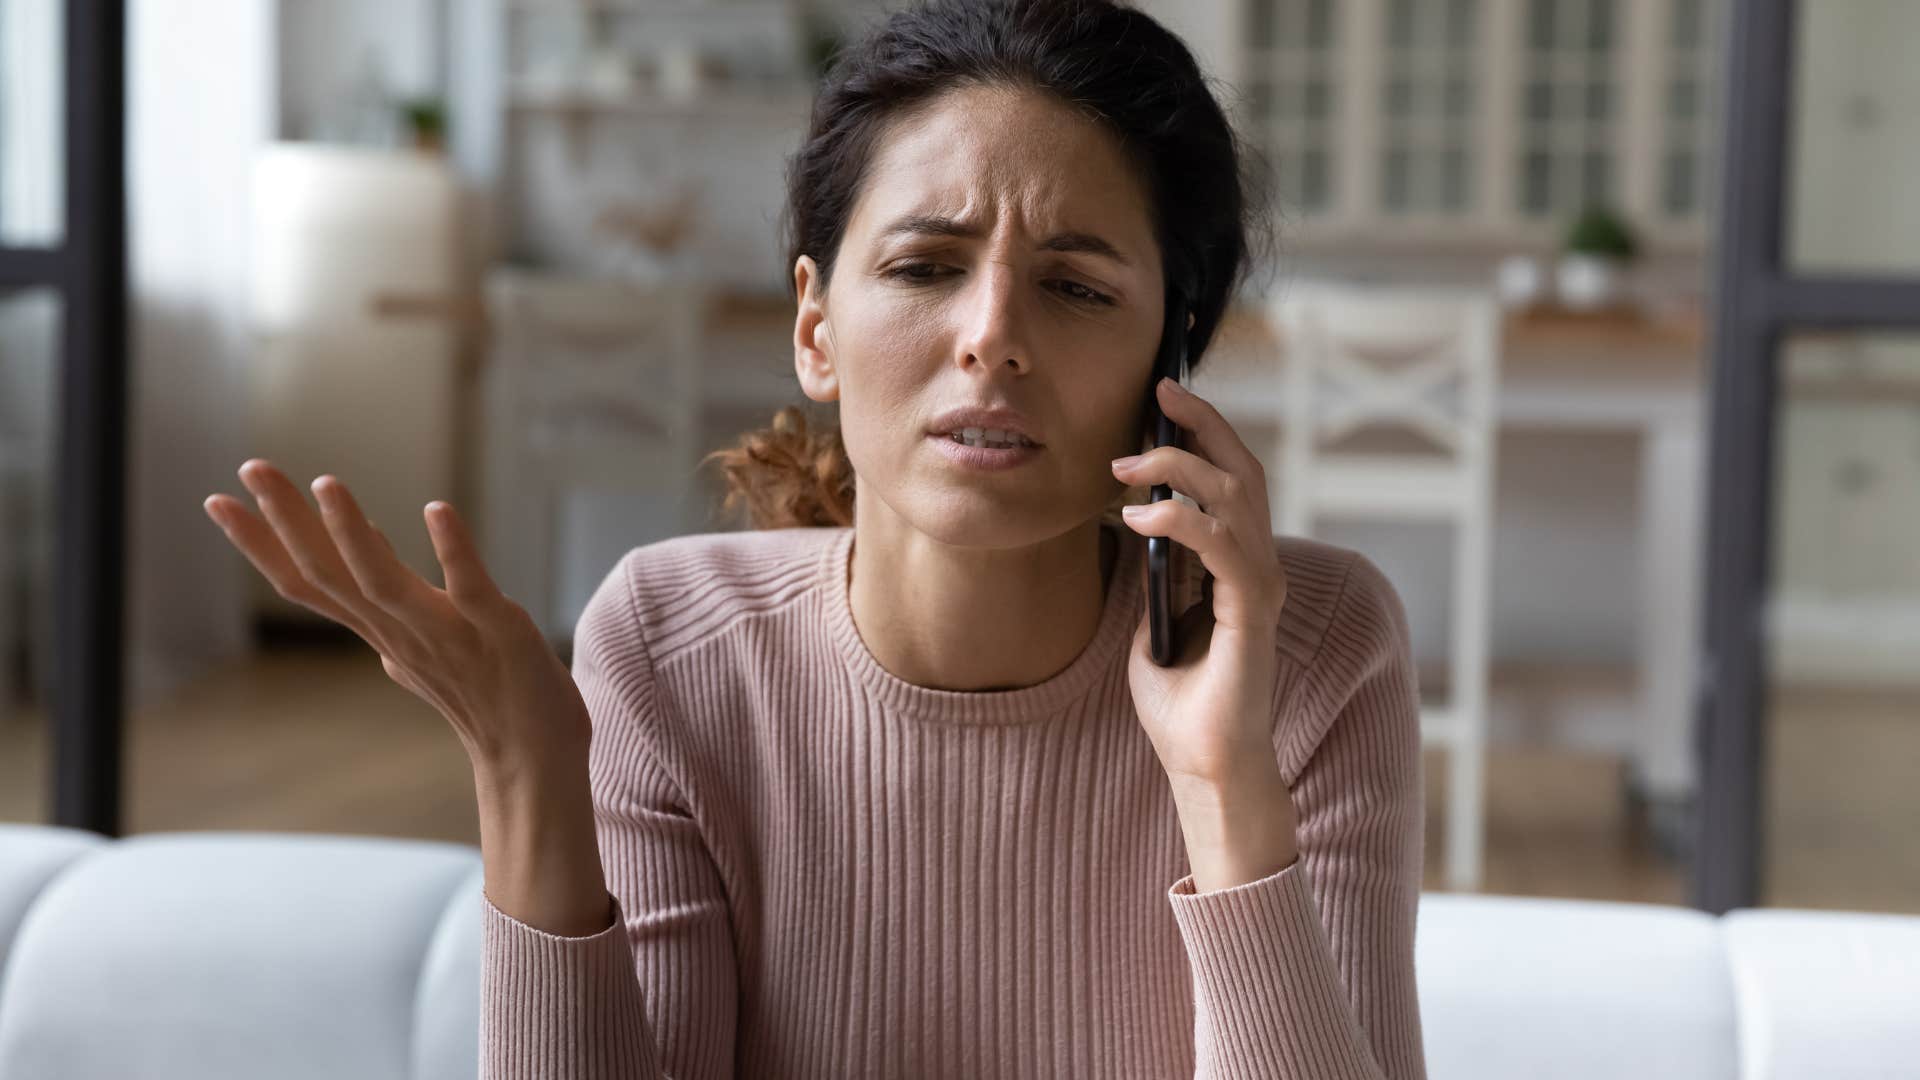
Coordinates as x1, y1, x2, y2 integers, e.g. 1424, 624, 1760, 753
1694, 0, 1920, 911
0, 0, 129, 834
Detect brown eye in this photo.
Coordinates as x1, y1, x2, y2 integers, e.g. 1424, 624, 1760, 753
887, 263, 947, 281
1054, 280, 1115, 306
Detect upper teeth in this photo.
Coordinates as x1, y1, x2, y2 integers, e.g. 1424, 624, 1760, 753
951, 427, 1034, 449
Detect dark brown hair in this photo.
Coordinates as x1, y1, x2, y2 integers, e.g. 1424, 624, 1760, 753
704, 0, 1272, 529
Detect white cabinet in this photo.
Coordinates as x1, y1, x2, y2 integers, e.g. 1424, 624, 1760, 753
1236, 0, 1718, 249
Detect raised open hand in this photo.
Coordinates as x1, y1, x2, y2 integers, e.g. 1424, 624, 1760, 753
203, 459, 590, 774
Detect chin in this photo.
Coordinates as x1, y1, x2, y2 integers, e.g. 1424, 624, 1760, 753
908, 494, 1109, 552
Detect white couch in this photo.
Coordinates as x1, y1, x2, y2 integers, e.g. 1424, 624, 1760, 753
1, 823, 1916, 1079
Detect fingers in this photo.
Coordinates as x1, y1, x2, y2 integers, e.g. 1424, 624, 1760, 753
1151, 378, 1269, 491
423, 500, 508, 617
1112, 444, 1246, 517
233, 460, 429, 653
311, 475, 461, 629
1112, 444, 1265, 565
203, 492, 382, 643
1120, 499, 1277, 631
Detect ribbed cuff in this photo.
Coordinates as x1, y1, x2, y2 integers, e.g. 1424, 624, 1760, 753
1166, 862, 1380, 1079
481, 892, 661, 1080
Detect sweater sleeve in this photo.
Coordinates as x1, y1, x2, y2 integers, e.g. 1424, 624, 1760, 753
480, 552, 739, 1080
1164, 550, 1428, 1080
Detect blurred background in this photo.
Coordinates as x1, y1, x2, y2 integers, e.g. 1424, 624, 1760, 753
0, 0, 1914, 916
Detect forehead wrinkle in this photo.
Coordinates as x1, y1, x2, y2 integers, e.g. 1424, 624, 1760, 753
852, 86, 1157, 272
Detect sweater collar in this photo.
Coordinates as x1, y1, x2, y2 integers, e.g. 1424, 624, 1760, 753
819, 522, 1142, 726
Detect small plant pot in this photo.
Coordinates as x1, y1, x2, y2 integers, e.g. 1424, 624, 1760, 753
1556, 253, 1626, 311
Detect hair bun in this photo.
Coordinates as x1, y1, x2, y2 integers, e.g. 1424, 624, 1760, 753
704, 405, 858, 529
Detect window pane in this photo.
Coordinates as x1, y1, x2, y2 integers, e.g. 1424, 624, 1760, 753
1388, 77, 1413, 118
1249, 80, 1275, 127
1384, 146, 1411, 209
1787, 0, 1920, 273
1243, 1, 1339, 216
1301, 148, 1329, 209
1668, 78, 1698, 121
1304, 79, 1330, 122
1447, 0, 1477, 49
1582, 149, 1611, 204
1523, 150, 1553, 212
1306, 0, 1333, 49
1378, 0, 1478, 217
0, 287, 60, 824
1441, 147, 1468, 209
1672, 0, 1703, 51
1586, 82, 1611, 122
1389, 0, 1416, 48
1765, 333, 1920, 913
1249, 0, 1276, 49
0, 0, 65, 248
1528, 0, 1556, 51
1662, 149, 1696, 216
1526, 79, 1553, 123
1516, 0, 1619, 219
1586, 0, 1615, 51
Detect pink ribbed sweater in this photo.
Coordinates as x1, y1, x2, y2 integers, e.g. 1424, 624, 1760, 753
481, 523, 1427, 1079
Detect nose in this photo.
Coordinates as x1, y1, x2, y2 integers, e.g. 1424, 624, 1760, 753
951, 262, 1031, 375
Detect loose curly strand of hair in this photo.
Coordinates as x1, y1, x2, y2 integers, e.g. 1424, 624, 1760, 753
703, 405, 858, 529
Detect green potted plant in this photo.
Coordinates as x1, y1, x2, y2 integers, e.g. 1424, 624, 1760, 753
398, 97, 447, 155
1557, 204, 1640, 310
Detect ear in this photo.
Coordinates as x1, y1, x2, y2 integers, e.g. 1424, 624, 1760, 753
793, 255, 839, 404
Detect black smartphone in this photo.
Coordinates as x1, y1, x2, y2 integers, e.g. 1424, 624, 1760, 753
1145, 285, 1190, 666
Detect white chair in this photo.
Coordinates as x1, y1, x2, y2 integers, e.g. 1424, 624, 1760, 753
481, 268, 707, 642
1270, 283, 1501, 892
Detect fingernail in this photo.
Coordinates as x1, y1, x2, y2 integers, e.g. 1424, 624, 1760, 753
1111, 454, 1142, 471
1160, 377, 1188, 396
1121, 504, 1146, 519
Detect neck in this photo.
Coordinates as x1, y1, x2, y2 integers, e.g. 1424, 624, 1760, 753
845, 498, 1120, 693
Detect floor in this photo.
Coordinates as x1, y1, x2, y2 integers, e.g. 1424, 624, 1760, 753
3, 646, 1914, 912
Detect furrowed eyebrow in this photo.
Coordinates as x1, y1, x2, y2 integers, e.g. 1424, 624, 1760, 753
878, 214, 1132, 267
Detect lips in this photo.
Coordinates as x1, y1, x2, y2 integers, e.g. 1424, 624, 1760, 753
927, 405, 1044, 446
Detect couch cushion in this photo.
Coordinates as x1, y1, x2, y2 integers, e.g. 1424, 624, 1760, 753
0, 824, 109, 1006
1417, 892, 1738, 1080
411, 866, 485, 1080
1724, 908, 1920, 1080
0, 831, 479, 1080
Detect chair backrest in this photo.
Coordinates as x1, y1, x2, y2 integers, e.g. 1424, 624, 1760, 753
485, 269, 705, 486
1269, 282, 1502, 533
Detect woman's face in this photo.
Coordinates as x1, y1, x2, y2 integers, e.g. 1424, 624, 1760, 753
793, 82, 1166, 551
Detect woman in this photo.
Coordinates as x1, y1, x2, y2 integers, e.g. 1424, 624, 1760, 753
203, 1, 1426, 1076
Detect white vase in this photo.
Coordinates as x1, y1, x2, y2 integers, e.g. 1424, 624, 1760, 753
1494, 254, 1545, 309
1556, 253, 1623, 310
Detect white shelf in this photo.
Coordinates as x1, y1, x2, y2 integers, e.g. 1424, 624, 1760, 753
507, 84, 812, 118
503, 0, 804, 20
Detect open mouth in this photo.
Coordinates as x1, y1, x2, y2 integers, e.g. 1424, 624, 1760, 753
941, 427, 1040, 450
